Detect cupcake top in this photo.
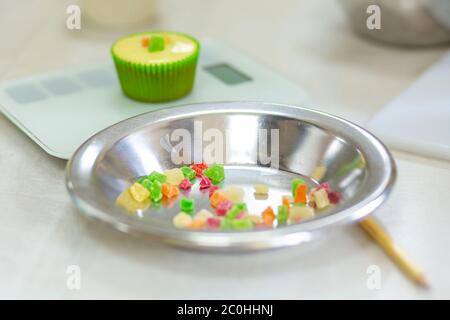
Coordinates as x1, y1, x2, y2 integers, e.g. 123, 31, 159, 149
111, 31, 199, 64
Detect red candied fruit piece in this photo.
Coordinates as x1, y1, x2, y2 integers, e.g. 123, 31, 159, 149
216, 199, 232, 216
179, 178, 192, 190
199, 175, 212, 190
207, 217, 221, 230
328, 191, 341, 204
190, 162, 208, 177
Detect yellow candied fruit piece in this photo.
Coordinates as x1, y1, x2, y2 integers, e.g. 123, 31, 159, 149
223, 186, 244, 204
312, 165, 327, 181
289, 206, 315, 222
164, 168, 185, 186
116, 189, 150, 213
253, 184, 269, 195
314, 188, 330, 209
194, 209, 213, 222
129, 182, 150, 202
173, 212, 193, 229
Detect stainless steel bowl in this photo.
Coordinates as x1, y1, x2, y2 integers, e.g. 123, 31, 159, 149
340, 0, 450, 46
66, 102, 396, 251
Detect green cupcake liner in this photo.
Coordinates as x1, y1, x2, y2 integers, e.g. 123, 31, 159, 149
111, 32, 200, 102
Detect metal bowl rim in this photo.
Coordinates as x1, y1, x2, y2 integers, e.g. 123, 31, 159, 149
65, 101, 396, 250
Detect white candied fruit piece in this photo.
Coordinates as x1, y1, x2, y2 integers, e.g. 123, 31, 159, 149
164, 168, 185, 186
173, 212, 193, 229
314, 188, 330, 209
129, 182, 150, 202
253, 184, 269, 194
223, 186, 245, 203
194, 209, 213, 222
289, 206, 315, 222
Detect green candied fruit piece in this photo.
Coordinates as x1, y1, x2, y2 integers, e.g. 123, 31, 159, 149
149, 180, 162, 202
139, 178, 153, 192
180, 166, 196, 180
277, 205, 288, 225
203, 164, 225, 184
180, 198, 195, 215
225, 203, 247, 219
231, 218, 254, 230
291, 178, 305, 197
220, 217, 234, 231
148, 171, 166, 183
148, 35, 165, 52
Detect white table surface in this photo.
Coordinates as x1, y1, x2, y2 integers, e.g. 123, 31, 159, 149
1, 0, 449, 299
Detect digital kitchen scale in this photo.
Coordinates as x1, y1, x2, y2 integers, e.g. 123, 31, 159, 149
0, 40, 307, 159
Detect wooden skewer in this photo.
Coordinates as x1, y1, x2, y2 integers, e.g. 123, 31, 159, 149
359, 216, 429, 288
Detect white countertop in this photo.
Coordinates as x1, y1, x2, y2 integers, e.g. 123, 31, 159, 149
1, 0, 449, 299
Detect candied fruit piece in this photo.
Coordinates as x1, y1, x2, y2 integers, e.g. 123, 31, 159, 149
292, 178, 304, 197
328, 191, 341, 204
207, 217, 221, 230
231, 218, 254, 230
203, 164, 225, 184
253, 184, 268, 195
161, 182, 179, 198
216, 199, 233, 216
138, 178, 152, 191
199, 175, 211, 189
262, 206, 276, 226
148, 35, 165, 52
289, 206, 314, 222
194, 209, 213, 222
179, 178, 192, 190
188, 219, 206, 230
282, 196, 292, 208
180, 166, 196, 180
210, 190, 226, 208
294, 184, 307, 204
180, 198, 195, 214
149, 180, 162, 202
129, 182, 150, 202
223, 186, 244, 203
190, 162, 208, 176
312, 165, 327, 181
173, 212, 192, 229
313, 188, 330, 209
116, 189, 150, 213
164, 168, 184, 186
235, 212, 247, 220
226, 203, 247, 219
141, 37, 149, 47
277, 205, 288, 225
148, 171, 166, 183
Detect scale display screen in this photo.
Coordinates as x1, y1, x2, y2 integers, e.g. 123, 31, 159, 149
204, 63, 252, 85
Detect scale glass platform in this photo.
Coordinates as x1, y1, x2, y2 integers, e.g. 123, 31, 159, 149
0, 40, 307, 159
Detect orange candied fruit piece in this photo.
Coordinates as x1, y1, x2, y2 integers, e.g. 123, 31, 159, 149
141, 36, 150, 47
294, 184, 307, 204
282, 196, 291, 208
209, 190, 226, 208
162, 182, 179, 198
262, 206, 276, 226
188, 219, 206, 230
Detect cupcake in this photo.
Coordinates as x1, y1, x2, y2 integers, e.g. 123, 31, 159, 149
111, 31, 200, 102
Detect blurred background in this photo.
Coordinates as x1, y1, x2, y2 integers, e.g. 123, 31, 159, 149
1, 0, 449, 124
